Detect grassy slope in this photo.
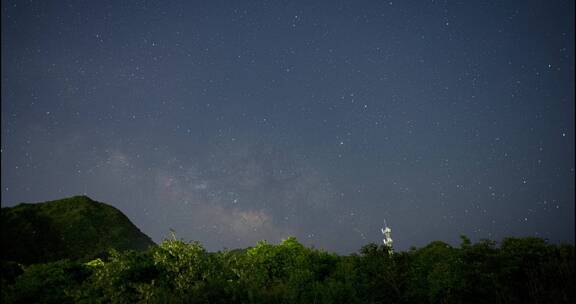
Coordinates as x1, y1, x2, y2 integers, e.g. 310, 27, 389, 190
1, 196, 155, 264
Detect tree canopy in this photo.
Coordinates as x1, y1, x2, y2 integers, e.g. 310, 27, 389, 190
1, 236, 574, 304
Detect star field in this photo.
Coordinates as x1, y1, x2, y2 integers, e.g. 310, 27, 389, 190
1, 0, 574, 253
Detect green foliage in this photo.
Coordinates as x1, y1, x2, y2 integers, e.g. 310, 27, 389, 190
2, 260, 92, 304
4, 196, 571, 302
355, 243, 402, 303
1, 261, 24, 285
497, 237, 575, 303
405, 241, 464, 303
458, 238, 501, 303
1, 235, 574, 303
1, 196, 155, 264
241, 237, 330, 303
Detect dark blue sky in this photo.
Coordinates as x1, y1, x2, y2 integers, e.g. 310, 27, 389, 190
2, 0, 574, 253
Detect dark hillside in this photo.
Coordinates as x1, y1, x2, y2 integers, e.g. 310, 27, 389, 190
1, 196, 155, 264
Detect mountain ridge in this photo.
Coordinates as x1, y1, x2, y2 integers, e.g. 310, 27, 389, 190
1, 195, 155, 264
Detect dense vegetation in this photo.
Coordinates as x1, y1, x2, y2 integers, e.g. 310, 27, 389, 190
2, 196, 573, 302
1, 196, 155, 264
1, 236, 574, 304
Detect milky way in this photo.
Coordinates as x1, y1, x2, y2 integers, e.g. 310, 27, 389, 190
1, 0, 574, 253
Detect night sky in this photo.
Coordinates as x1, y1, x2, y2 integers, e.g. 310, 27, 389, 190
1, 0, 574, 254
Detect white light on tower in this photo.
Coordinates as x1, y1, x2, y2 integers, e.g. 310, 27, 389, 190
381, 219, 393, 255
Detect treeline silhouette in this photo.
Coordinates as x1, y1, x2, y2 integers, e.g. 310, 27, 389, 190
1, 236, 574, 303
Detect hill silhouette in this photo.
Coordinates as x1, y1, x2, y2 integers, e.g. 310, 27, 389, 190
1, 195, 155, 264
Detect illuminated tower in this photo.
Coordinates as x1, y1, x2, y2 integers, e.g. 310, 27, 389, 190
381, 219, 393, 255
